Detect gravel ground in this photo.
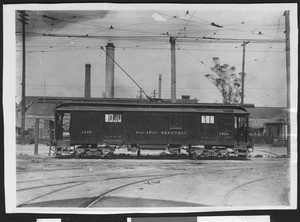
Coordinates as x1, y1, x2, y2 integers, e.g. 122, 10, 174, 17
14, 143, 290, 210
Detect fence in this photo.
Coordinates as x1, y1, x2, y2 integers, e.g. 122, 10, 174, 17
16, 117, 53, 145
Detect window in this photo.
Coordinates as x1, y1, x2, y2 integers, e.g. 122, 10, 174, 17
170, 116, 183, 129
105, 114, 122, 122
201, 115, 214, 124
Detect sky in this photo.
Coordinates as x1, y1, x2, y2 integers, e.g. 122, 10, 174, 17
12, 4, 298, 107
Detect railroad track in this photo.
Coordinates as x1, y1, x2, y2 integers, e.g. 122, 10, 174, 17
81, 172, 187, 208
17, 170, 183, 185
17, 182, 86, 207
222, 176, 274, 206
17, 172, 187, 207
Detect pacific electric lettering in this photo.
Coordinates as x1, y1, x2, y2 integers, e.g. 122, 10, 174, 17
136, 131, 188, 135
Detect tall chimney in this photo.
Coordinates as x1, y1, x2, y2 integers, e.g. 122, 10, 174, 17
84, 63, 91, 98
105, 43, 115, 98
158, 74, 162, 99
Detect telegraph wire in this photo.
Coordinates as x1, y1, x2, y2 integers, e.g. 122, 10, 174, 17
231, 51, 284, 67
175, 11, 195, 39
18, 43, 285, 53
21, 11, 286, 42
245, 91, 284, 108
15, 31, 285, 44
31, 24, 284, 34
222, 26, 282, 39
16, 44, 285, 54
151, 10, 177, 19
20, 84, 288, 91
245, 14, 284, 86
190, 14, 211, 25
225, 14, 284, 27
175, 43, 212, 70
16, 52, 32, 62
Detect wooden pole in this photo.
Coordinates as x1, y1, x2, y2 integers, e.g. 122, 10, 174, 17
170, 37, 176, 103
34, 118, 39, 155
84, 63, 91, 98
19, 11, 28, 144
285, 10, 290, 158
241, 41, 249, 105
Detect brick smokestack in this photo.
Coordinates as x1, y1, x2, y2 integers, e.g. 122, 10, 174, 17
105, 43, 115, 98
84, 63, 91, 98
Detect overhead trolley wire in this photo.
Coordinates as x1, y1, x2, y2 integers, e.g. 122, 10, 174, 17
175, 43, 212, 70
245, 91, 282, 108
16, 31, 285, 45
175, 11, 195, 40
225, 14, 284, 27
245, 14, 284, 86
191, 14, 211, 25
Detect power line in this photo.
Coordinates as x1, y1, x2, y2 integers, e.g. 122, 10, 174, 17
231, 52, 284, 67
19, 84, 287, 92
16, 31, 285, 44
246, 91, 282, 107
100, 46, 152, 100
191, 14, 211, 24
175, 11, 195, 39
225, 14, 284, 27
175, 43, 212, 70
16, 51, 32, 62
16, 46, 285, 53
20, 11, 286, 43
245, 15, 284, 86
222, 26, 282, 39
16, 41, 285, 52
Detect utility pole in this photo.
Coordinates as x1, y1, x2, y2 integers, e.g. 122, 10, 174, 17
170, 37, 176, 103
34, 118, 39, 155
158, 74, 162, 99
241, 41, 249, 106
285, 10, 290, 158
18, 11, 29, 144
137, 89, 143, 100
151, 90, 157, 99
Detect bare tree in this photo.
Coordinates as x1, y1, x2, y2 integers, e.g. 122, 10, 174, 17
205, 57, 243, 104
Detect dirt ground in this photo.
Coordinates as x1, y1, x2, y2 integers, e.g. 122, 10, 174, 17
15, 144, 290, 209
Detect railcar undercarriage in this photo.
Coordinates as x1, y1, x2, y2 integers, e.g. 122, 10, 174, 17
50, 142, 253, 159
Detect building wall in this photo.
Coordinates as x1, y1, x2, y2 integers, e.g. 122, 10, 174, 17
265, 123, 287, 140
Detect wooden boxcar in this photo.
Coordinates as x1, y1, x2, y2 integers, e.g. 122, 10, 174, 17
51, 101, 251, 158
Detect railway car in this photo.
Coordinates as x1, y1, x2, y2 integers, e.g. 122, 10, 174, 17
51, 101, 252, 159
